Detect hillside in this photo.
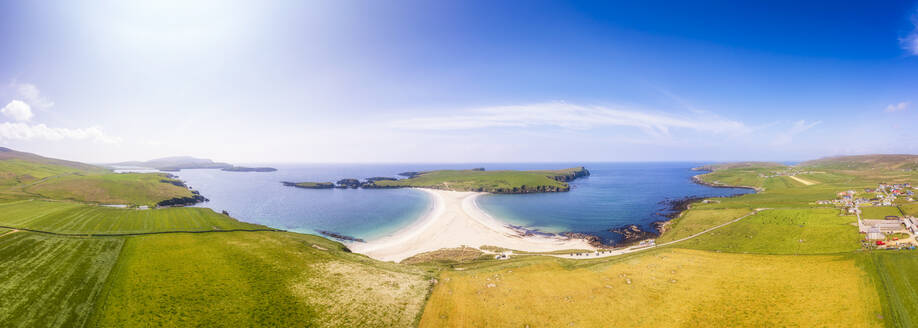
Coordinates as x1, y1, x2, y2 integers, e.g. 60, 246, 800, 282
692, 161, 785, 171
0, 148, 195, 205
0, 147, 107, 187
0, 147, 102, 171
799, 154, 918, 170
110, 156, 233, 171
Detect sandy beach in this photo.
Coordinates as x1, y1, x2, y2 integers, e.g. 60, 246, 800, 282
349, 188, 596, 262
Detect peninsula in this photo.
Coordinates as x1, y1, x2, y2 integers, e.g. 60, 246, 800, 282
283, 166, 590, 193
109, 156, 276, 173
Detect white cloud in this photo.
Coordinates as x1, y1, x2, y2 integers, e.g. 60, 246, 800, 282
11, 82, 54, 109
388, 102, 750, 137
885, 101, 910, 112
771, 120, 821, 146
0, 122, 121, 144
1, 100, 34, 122
902, 13, 918, 56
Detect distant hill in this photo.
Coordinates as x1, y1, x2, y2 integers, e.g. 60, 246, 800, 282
0, 147, 102, 171
692, 162, 786, 171
799, 154, 918, 170
111, 156, 233, 171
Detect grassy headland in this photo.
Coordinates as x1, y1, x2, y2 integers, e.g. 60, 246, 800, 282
287, 166, 591, 193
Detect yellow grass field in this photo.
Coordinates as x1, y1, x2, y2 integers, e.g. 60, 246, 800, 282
420, 248, 883, 327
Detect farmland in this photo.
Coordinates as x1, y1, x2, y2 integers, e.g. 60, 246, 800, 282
656, 208, 752, 243
90, 232, 433, 327
0, 200, 267, 234
0, 233, 122, 328
859, 252, 918, 327
24, 173, 194, 206
861, 206, 904, 220
419, 249, 882, 327
675, 208, 861, 254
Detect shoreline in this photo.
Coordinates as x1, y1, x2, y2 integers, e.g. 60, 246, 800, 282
607, 171, 760, 247
349, 188, 595, 262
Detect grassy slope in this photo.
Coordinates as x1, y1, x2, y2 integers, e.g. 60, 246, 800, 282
0, 159, 100, 186
420, 248, 882, 327
24, 173, 193, 206
373, 168, 585, 192
90, 232, 432, 327
656, 208, 752, 243
0, 233, 122, 328
676, 208, 861, 254
0, 200, 266, 234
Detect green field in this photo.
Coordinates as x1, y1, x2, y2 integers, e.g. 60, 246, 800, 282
0, 159, 103, 187
372, 167, 588, 193
861, 206, 904, 219
0, 233, 123, 327
899, 203, 918, 216
90, 232, 432, 327
675, 208, 861, 254
0, 200, 266, 234
420, 249, 882, 327
656, 208, 752, 243
859, 252, 918, 327
24, 173, 193, 206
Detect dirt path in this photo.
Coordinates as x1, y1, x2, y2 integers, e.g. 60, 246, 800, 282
788, 175, 817, 186
0, 229, 19, 238
553, 208, 767, 260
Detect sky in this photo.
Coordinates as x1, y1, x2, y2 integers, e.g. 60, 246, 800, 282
1, 0, 918, 163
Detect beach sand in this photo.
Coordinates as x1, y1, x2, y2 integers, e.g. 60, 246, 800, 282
349, 188, 596, 262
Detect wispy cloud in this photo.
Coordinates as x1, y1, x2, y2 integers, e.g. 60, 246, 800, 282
771, 120, 821, 146
885, 101, 910, 112
902, 13, 918, 55
389, 102, 750, 137
9, 81, 54, 110
0, 122, 120, 144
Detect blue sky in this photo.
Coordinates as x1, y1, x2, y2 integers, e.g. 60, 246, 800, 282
1, 0, 917, 163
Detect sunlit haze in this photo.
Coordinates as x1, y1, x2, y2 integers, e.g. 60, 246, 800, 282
2, 1, 918, 163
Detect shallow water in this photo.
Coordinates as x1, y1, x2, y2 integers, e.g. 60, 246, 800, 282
163, 162, 751, 242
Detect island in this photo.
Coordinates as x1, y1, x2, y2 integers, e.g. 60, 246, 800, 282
221, 166, 278, 172
109, 156, 276, 172
283, 166, 590, 193
282, 181, 336, 189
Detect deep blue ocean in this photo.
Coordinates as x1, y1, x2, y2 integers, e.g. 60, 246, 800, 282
166, 162, 752, 243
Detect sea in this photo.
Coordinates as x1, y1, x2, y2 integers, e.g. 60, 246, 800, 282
156, 162, 752, 244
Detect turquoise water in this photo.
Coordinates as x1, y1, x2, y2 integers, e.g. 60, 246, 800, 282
168, 162, 751, 243
476, 162, 753, 243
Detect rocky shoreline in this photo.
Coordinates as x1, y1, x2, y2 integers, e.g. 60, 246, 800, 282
561, 171, 759, 248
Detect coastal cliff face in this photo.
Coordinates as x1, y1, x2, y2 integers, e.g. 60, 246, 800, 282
156, 190, 208, 207
547, 166, 591, 182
